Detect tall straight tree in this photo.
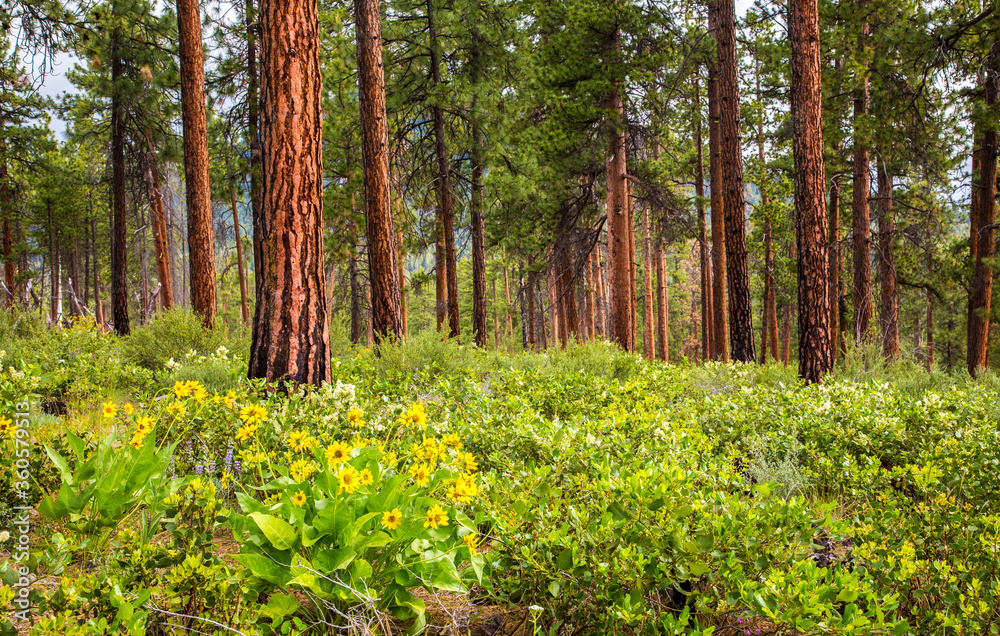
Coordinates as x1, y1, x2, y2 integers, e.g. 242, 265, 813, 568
469, 6, 488, 347
427, 0, 459, 339
967, 54, 998, 377
607, 89, 632, 352
176, 0, 217, 328
788, 0, 830, 383
851, 2, 873, 345
110, 31, 130, 336
707, 3, 728, 361
355, 0, 403, 341
249, 0, 331, 385
714, 0, 754, 362
877, 161, 899, 359
692, 75, 713, 359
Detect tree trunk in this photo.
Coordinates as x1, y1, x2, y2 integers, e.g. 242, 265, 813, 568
492, 278, 499, 347
48, 205, 60, 323
851, 8, 873, 345
655, 239, 668, 361
247, 0, 263, 333
967, 60, 998, 377
143, 130, 174, 310
92, 219, 102, 324
828, 170, 840, 364
426, 0, 459, 339
926, 288, 934, 370
526, 270, 537, 350
714, 0, 754, 362
230, 188, 250, 325
693, 75, 712, 361
435, 210, 447, 332
593, 243, 607, 338
249, 0, 331, 385
970, 131, 982, 262
764, 217, 779, 361
642, 205, 655, 359
177, 0, 218, 328
84, 210, 90, 308
877, 162, 899, 360
607, 88, 632, 351
789, 0, 830, 384
754, 74, 779, 364
355, 0, 402, 343
111, 39, 130, 336
503, 265, 514, 339
349, 223, 361, 344
584, 249, 595, 340
706, 8, 728, 361
781, 301, 791, 366
1, 151, 12, 309
548, 267, 559, 348
398, 231, 407, 339
628, 186, 638, 351
469, 138, 487, 346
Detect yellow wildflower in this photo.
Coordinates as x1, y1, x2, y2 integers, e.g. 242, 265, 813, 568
173, 381, 192, 399
0, 416, 14, 438
135, 416, 155, 433
289, 459, 313, 483
447, 474, 479, 504
102, 401, 117, 419
122, 403, 134, 416
167, 403, 186, 418
409, 463, 432, 487
358, 468, 374, 486
382, 508, 403, 530
325, 440, 351, 466
401, 402, 427, 428
236, 422, 258, 442
463, 533, 479, 556
288, 430, 317, 452
460, 452, 479, 473
337, 466, 361, 494
191, 384, 208, 403
382, 451, 398, 468
441, 432, 461, 449
347, 407, 364, 425
240, 404, 268, 426
424, 504, 449, 529
292, 490, 307, 507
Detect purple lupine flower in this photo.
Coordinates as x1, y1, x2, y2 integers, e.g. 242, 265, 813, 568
195, 464, 204, 474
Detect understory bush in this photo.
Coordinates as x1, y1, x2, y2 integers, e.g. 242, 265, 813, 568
1, 336, 998, 635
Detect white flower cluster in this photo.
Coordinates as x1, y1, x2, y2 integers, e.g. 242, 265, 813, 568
166, 345, 236, 371
311, 379, 357, 413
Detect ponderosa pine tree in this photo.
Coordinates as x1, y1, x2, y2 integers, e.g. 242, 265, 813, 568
788, 0, 830, 383
110, 28, 129, 335
176, 0, 217, 328
355, 0, 403, 342
967, 54, 998, 377
851, 0, 873, 345
714, 0, 754, 363
249, 0, 330, 384
706, 2, 728, 361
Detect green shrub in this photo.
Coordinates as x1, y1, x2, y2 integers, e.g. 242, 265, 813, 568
123, 308, 247, 371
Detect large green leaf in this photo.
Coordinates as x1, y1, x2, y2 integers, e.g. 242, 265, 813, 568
234, 554, 293, 587
249, 513, 299, 551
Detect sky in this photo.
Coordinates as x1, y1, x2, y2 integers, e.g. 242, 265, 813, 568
24, 0, 761, 139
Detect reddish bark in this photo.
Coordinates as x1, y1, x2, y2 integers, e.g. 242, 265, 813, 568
249, 0, 331, 384
789, 0, 831, 383
177, 0, 218, 328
